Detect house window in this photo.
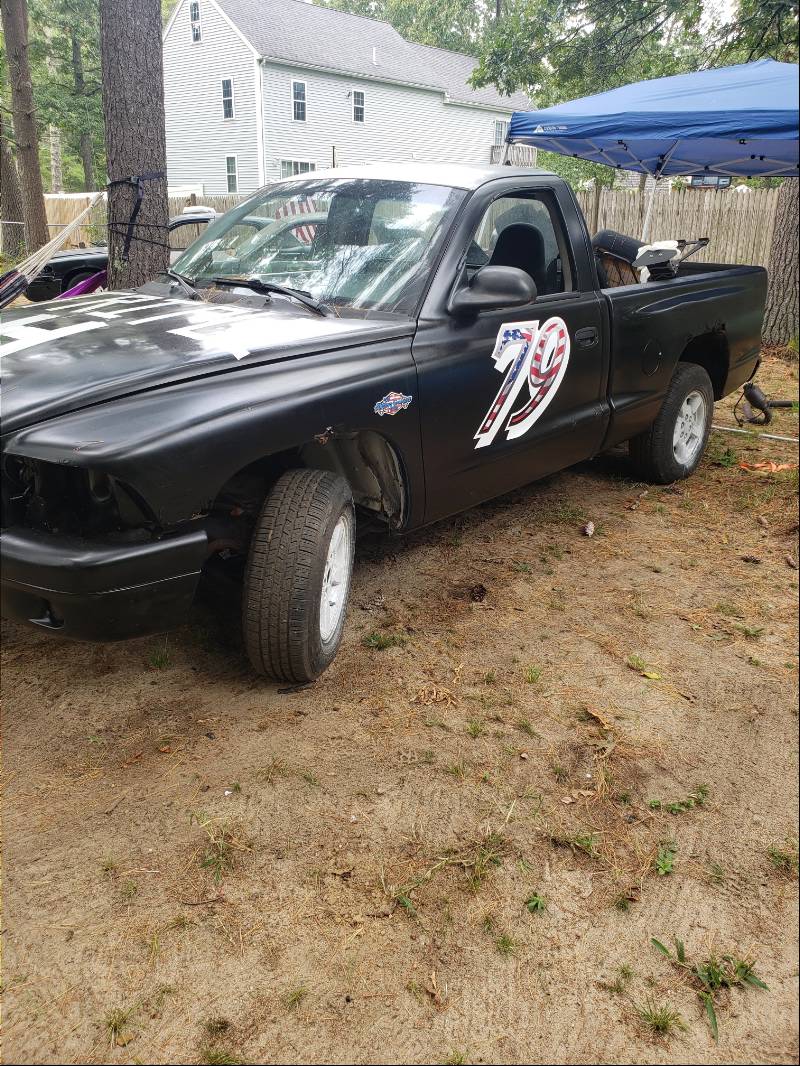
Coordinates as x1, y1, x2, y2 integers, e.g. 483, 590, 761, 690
292, 80, 306, 122
494, 119, 509, 146
222, 78, 234, 119
280, 159, 316, 178
226, 156, 238, 192
353, 90, 365, 123
190, 1, 201, 42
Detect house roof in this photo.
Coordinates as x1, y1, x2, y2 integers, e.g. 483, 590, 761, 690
214, 0, 530, 112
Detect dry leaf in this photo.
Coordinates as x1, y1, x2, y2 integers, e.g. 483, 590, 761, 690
585, 707, 613, 730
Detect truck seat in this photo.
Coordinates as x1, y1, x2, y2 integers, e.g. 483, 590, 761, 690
489, 223, 548, 293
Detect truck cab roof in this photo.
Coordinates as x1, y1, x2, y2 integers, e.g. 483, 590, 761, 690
275, 162, 558, 191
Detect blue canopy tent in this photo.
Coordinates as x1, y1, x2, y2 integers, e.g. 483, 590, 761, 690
505, 58, 799, 238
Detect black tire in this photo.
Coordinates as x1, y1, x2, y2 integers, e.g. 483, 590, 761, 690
242, 469, 355, 682
62, 269, 101, 294
629, 363, 714, 483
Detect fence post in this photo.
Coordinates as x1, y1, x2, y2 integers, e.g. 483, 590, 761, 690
590, 180, 601, 235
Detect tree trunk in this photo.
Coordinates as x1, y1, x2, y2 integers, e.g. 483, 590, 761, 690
1, 0, 51, 252
762, 181, 799, 348
72, 31, 96, 191
49, 125, 64, 191
99, 0, 170, 289
0, 113, 27, 261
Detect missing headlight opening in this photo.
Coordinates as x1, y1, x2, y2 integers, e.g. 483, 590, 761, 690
0, 458, 153, 538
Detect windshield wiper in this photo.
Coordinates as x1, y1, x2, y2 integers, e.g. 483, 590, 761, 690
212, 276, 329, 316
166, 268, 201, 300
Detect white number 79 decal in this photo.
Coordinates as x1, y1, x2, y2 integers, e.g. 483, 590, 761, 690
474, 317, 571, 450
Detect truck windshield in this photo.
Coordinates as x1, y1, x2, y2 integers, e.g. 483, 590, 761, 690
172, 177, 466, 315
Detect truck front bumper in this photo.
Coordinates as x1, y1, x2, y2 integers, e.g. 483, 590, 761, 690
1, 526, 208, 641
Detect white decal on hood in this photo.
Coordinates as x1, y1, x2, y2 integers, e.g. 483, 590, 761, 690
0, 316, 106, 359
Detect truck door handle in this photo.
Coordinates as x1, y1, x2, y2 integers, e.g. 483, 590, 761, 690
575, 327, 599, 348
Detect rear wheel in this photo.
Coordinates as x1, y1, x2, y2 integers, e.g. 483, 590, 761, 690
629, 363, 714, 483
242, 469, 355, 682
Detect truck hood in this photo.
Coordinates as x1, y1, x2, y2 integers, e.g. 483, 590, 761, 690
0, 290, 412, 434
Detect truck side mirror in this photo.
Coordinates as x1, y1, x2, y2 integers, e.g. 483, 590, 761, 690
448, 265, 536, 316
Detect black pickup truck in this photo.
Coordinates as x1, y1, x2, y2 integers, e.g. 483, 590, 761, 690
0, 164, 766, 681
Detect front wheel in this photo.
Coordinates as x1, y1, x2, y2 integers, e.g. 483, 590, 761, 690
629, 363, 714, 483
242, 469, 355, 682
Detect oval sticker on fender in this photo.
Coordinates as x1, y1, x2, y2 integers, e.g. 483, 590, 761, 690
474, 317, 571, 449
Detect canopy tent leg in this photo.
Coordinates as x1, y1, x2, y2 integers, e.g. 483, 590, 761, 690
641, 175, 660, 241
499, 141, 510, 165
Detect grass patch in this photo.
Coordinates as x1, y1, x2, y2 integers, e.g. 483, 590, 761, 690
524, 892, 547, 914
147, 638, 171, 670
626, 654, 661, 679
495, 933, 516, 956
104, 1005, 134, 1048
715, 601, 744, 618
653, 842, 677, 876
524, 665, 542, 684
284, 986, 309, 1010
634, 998, 687, 1037
549, 830, 599, 858
190, 811, 251, 883
387, 830, 509, 911
362, 630, 408, 651
199, 1049, 244, 1065
648, 784, 708, 814
120, 879, 138, 902
652, 936, 768, 1041
767, 840, 799, 876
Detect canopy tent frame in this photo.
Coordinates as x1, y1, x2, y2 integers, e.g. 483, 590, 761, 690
500, 59, 799, 241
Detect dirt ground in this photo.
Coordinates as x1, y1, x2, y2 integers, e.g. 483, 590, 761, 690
2, 351, 799, 1066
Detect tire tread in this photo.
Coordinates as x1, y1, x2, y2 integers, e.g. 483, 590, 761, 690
242, 469, 353, 682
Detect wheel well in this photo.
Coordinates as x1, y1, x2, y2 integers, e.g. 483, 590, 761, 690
679, 332, 729, 399
208, 430, 407, 543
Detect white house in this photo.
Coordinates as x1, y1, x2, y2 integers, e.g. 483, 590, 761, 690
162, 0, 531, 195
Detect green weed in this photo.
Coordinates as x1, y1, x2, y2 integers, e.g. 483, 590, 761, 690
363, 630, 408, 650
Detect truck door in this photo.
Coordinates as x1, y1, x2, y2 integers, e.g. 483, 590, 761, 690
412, 179, 609, 524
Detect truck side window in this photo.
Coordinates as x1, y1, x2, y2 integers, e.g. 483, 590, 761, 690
469, 193, 573, 296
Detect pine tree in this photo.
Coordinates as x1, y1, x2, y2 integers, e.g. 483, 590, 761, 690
99, 0, 170, 288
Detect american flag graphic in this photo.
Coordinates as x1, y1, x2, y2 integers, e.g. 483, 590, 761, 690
507, 319, 569, 429
477, 327, 533, 438
274, 197, 318, 245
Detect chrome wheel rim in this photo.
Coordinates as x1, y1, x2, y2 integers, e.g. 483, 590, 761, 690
673, 390, 706, 466
319, 513, 353, 643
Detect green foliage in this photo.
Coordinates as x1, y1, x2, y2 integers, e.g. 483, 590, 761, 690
324, 0, 494, 56
648, 784, 708, 814
651, 936, 768, 1041
634, 998, 686, 1036
362, 630, 408, 650
471, 0, 708, 104
524, 892, 547, 913
2, 0, 106, 191
653, 842, 677, 875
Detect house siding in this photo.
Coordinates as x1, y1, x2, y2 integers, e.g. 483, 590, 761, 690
163, 0, 260, 194
260, 62, 512, 182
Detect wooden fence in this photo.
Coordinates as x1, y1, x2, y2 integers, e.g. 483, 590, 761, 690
41, 192, 247, 249
574, 185, 780, 267
41, 185, 780, 268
